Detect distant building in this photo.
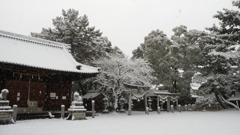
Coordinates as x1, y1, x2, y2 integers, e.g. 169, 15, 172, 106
0, 30, 100, 114
82, 90, 105, 112
190, 72, 205, 102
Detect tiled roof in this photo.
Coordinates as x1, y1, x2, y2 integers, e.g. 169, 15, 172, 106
82, 92, 101, 99
0, 30, 100, 74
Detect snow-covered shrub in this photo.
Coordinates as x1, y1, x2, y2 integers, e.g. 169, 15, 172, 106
195, 96, 218, 107
195, 97, 206, 107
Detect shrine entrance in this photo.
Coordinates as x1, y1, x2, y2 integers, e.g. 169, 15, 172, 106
123, 83, 179, 115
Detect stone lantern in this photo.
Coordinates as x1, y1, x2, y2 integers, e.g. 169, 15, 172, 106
148, 97, 153, 112
119, 96, 125, 112
103, 97, 109, 113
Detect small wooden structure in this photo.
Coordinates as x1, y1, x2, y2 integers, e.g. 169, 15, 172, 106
0, 30, 100, 114
123, 83, 150, 115
123, 83, 179, 115
82, 90, 104, 112
154, 90, 179, 112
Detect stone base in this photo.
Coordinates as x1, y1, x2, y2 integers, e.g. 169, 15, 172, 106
0, 101, 14, 124
67, 111, 86, 120
0, 111, 14, 124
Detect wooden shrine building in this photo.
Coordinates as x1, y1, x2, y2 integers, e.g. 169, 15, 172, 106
0, 30, 100, 114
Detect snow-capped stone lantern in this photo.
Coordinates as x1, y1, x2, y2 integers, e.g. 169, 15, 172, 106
103, 97, 109, 113
67, 92, 86, 120
148, 97, 153, 112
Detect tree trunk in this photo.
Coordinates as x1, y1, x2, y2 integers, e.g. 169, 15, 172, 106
114, 97, 119, 110
173, 80, 177, 93
219, 94, 239, 110
214, 90, 228, 109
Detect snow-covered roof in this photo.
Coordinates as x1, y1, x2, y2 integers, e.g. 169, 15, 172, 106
82, 92, 102, 99
154, 90, 179, 95
191, 94, 204, 98
0, 30, 100, 74
190, 83, 201, 90
123, 83, 150, 90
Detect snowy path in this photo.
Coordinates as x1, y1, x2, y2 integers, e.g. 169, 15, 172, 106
1, 110, 240, 135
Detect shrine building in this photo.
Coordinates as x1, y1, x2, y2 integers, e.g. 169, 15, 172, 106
0, 30, 100, 114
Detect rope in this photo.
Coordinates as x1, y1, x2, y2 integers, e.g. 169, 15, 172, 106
158, 95, 178, 101
132, 91, 148, 99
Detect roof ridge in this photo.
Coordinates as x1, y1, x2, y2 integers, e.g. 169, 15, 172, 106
0, 30, 70, 49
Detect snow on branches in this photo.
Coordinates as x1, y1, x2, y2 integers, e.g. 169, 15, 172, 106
93, 54, 155, 109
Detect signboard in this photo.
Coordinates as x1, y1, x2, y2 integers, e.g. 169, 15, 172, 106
62, 96, 66, 100
50, 93, 56, 98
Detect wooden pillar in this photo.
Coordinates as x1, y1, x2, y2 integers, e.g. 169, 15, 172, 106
176, 99, 179, 107
92, 100, 95, 118
61, 105, 65, 119
146, 107, 149, 115
178, 105, 181, 112
236, 101, 239, 108
171, 105, 174, 113
27, 77, 31, 106
167, 96, 170, 112
145, 94, 148, 114
157, 96, 160, 114
176, 98, 178, 111
128, 93, 132, 115
13, 105, 18, 122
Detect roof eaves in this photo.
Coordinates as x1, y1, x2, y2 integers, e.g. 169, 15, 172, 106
0, 61, 99, 74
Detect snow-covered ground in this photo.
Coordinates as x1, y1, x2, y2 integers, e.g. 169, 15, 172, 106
1, 110, 240, 135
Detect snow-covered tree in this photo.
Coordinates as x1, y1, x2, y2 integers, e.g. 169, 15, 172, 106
169, 26, 207, 103
93, 54, 155, 110
31, 9, 113, 64
206, 1, 240, 45
198, 1, 240, 108
132, 28, 207, 104
132, 30, 172, 85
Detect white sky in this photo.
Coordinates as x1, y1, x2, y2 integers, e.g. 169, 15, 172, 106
0, 0, 236, 57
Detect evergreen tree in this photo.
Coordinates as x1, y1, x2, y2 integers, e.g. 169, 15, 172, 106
207, 1, 240, 45
198, 0, 240, 108
170, 26, 207, 103
132, 30, 173, 85
31, 9, 113, 64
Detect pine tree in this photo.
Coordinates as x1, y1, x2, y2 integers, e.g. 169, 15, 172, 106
132, 30, 173, 85
198, 1, 240, 108
31, 9, 113, 64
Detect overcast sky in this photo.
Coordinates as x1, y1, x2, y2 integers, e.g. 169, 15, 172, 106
0, 0, 236, 57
